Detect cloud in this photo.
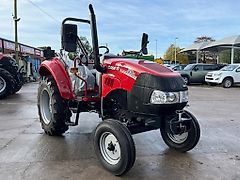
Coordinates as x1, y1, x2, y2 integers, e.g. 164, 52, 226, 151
1, 0, 240, 57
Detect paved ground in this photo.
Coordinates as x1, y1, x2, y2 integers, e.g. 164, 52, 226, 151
0, 82, 240, 180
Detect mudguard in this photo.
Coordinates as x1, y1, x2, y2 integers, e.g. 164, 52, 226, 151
39, 57, 75, 100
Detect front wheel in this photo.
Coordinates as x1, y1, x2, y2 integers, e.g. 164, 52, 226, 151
222, 77, 233, 88
94, 119, 135, 176
160, 110, 200, 152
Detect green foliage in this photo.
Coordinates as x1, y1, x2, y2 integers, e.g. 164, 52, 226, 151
194, 36, 215, 43
219, 50, 231, 64
79, 36, 92, 53
219, 49, 240, 64
234, 49, 240, 63
164, 44, 188, 64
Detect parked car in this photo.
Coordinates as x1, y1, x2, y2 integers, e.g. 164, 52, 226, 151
205, 64, 240, 88
178, 63, 226, 85
171, 64, 187, 71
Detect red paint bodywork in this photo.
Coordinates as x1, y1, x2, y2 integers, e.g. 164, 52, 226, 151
39, 57, 75, 100
39, 57, 180, 100
101, 58, 179, 97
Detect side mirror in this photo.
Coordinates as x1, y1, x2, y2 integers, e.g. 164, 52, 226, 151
141, 33, 149, 55
62, 24, 78, 52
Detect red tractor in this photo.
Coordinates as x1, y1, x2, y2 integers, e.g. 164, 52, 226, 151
37, 4, 200, 176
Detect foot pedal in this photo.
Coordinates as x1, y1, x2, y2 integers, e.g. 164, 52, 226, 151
66, 102, 81, 126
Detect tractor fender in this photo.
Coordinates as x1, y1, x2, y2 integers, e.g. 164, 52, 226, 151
39, 58, 74, 100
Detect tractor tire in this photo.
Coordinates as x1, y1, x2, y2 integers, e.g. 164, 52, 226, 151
0, 56, 19, 73
13, 72, 24, 93
0, 56, 23, 94
222, 77, 233, 88
0, 68, 15, 99
160, 110, 200, 152
37, 76, 70, 136
94, 119, 136, 176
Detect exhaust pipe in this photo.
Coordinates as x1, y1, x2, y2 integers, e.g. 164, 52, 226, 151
89, 4, 106, 73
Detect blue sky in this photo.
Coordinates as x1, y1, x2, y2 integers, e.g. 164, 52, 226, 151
1, 0, 240, 57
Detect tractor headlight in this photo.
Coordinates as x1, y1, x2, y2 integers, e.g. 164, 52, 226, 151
150, 90, 188, 104
180, 90, 188, 103
150, 90, 167, 104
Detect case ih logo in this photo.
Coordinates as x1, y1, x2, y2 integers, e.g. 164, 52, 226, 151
108, 65, 136, 79
107, 65, 120, 71
120, 68, 136, 79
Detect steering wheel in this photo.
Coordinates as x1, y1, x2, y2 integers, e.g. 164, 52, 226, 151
89, 45, 109, 60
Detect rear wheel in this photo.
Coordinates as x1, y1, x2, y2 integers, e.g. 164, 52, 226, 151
94, 119, 135, 176
37, 76, 70, 135
0, 68, 15, 99
160, 110, 200, 152
222, 77, 233, 88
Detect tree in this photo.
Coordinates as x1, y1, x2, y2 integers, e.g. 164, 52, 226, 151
219, 49, 240, 64
79, 36, 92, 53
193, 36, 216, 63
163, 44, 188, 64
194, 36, 215, 43
219, 50, 231, 64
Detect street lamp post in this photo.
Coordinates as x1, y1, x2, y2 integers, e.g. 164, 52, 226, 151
13, 0, 20, 64
174, 37, 178, 64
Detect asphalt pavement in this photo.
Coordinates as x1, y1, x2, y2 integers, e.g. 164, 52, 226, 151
0, 82, 240, 180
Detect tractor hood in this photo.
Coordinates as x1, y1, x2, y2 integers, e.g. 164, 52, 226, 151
103, 58, 179, 79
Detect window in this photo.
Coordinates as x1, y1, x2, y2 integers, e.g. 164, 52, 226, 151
203, 65, 214, 70
203, 65, 219, 70
194, 65, 203, 71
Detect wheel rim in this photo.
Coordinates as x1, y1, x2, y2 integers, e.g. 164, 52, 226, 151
183, 77, 188, 84
0, 76, 7, 94
167, 132, 188, 144
40, 88, 52, 125
224, 80, 232, 87
99, 132, 121, 165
